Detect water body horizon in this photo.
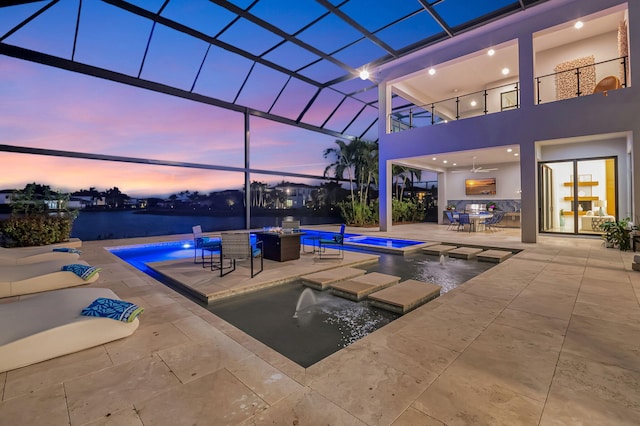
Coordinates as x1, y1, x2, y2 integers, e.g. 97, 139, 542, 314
71, 210, 340, 241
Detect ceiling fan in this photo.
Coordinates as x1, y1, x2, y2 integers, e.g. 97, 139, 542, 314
452, 156, 498, 173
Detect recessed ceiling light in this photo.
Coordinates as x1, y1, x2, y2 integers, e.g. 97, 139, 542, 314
470, 100, 477, 107
453, 163, 457, 166
487, 49, 495, 56
428, 68, 436, 76
432, 157, 437, 160
574, 21, 584, 29
514, 153, 519, 156
359, 70, 369, 80
502, 67, 510, 75
507, 148, 513, 152
443, 160, 448, 164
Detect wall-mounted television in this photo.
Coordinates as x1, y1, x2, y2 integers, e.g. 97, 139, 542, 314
465, 177, 496, 195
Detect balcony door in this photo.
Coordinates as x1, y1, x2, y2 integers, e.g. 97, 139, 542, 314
539, 157, 617, 235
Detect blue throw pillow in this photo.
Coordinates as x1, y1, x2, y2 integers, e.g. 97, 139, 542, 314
61, 264, 102, 281
52, 247, 82, 254
81, 297, 144, 322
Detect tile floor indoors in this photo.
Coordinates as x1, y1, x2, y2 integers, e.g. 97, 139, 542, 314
1, 223, 639, 425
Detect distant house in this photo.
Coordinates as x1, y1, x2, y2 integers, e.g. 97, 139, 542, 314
274, 183, 315, 208
0, 190, 14, 205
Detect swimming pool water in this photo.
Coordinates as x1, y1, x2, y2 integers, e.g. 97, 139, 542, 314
344, 235, 421, 248
109, 235, 500, 367
109, 240, 196, 273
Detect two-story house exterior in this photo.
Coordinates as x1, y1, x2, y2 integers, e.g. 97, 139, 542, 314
376, 0, 637, 243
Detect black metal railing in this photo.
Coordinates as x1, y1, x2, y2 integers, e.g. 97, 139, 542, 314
535, 56, 628, 105
389, 82, 519, 133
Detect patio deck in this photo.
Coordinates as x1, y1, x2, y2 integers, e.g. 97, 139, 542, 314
1, 223, 640, 425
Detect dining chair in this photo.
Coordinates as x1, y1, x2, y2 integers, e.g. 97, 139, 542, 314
318, 224, 345, 259
479, 213, 497, 232
445, 211, 458, 230
219, 232, 263, 277
491, 211, 506, 230
192, 225, 221, 268
457, 213, 473, 232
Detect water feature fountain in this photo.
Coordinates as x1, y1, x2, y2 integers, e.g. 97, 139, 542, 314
293, 288, 317, 318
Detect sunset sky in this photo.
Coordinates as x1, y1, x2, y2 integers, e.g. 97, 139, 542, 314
0, 54, 336, 197
0, 0, 510, 198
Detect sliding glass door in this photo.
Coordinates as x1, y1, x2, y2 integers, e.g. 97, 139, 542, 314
539, 157, 617, 235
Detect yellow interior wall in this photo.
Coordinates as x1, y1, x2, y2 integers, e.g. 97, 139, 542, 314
605, 158, 616, 215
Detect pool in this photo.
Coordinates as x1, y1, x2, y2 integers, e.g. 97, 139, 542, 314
209, 283, 398, 367
344, 235, 421, 248
108, 240, 196, 274
108, 235, 501, 367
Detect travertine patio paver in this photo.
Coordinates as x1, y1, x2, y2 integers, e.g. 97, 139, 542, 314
477, 249, 513, 262
330, 272, 400, 300
448, 246, 484, 259
301, 266, 366, 290
368, 279, 441, 313
422, 244, 458, 255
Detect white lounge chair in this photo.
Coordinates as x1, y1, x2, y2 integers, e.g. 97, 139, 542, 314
0, 246, 80, 265
0, 287, 139, 373
0, 259, 100, 298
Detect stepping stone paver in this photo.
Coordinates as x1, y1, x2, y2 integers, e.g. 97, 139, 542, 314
301, 267, 366, 290
422, 244, 458, 255
330, 272, 401, 301
448, 247, 484, 259
368, 279, 441, 314
477, 249, 513, 263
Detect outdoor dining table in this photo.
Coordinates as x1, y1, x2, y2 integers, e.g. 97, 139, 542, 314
453, 212, 494, 232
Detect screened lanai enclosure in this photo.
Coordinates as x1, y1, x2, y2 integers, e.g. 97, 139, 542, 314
1, 0, 548, 239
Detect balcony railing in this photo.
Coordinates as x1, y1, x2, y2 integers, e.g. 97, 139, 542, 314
389, 82, 519, 133
535, 56, 629, 105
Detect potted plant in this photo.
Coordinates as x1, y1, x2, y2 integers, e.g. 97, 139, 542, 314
486, 202, 497, 211
599, 218, 637, 250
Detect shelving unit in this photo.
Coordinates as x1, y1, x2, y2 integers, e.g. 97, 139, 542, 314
563, 176, 599, 213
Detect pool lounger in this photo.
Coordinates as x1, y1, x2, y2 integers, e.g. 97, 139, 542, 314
0, 259, 100, 298
0, 246, 80, 266
0, 287, 139, 373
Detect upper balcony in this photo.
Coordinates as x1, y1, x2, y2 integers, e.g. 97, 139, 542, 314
389, 81, 520, 133
385, 3, 630, 134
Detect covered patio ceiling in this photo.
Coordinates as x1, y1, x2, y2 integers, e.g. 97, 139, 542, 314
1, 0, 549, 142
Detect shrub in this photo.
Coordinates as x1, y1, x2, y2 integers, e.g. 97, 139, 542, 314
0, 215, 74, 247
392, 199, 425, 223
337, 200, 377, 226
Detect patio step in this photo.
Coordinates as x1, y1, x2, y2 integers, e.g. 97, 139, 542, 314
448, 247, 484, 259
477, 249, 513, 263
330, 272, 401, 301
368, 279, 441, 314
422, 244, 458, 255
301, 267, 366, 290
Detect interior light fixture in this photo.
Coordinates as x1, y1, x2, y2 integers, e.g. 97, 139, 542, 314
443, 160, 448, 164
470, 100, 477, 107
428, 68, 436, 76
507, 148, 513, 152
432, 157, 437, 160
574, 21, 584, 29
502, 67, 510, 75
453, 163, 457, 166
514, 153, 519, 156
487, 49, 495, 56
359, 70, 370, 80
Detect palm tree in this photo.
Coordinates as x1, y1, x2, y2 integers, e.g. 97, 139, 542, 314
323, 139, 378, 207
